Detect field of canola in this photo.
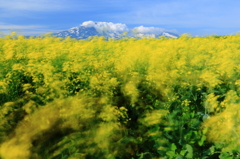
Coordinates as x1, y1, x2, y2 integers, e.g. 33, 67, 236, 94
0, 34, 240, 158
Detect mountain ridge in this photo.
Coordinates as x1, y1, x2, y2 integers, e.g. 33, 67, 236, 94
53, 21, 179, 39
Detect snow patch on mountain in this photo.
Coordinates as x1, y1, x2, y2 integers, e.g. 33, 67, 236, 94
162, 32, 178, 38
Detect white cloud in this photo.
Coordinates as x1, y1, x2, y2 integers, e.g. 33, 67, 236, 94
81, 21, 129, 33
80, 21, 96, 28
133, 26, 165, 34
79, 21, 178, 35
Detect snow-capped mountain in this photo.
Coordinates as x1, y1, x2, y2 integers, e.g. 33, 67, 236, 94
162, 32, 179, 38
55, 26, 99, 39
54, 21, 179, 39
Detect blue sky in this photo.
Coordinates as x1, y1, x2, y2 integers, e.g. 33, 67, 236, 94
0, 0, 239, 36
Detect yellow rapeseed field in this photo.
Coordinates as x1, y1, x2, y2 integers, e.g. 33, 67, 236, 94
0, 33, 240, 158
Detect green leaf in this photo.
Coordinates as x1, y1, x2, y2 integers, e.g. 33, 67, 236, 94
219, 152, 233, 159
186, 144, 193, 158
209, 146, 215, 155
171, 143, 177, 151
180, 150, 187, 156
190, 112, 195, 118
193, 131, 198, 136
198, 135, 206, 146
166, 151, 176, 158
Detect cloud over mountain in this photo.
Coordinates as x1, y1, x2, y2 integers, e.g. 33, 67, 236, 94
55, 21, 179, 39
80, 21, 169, 35
80, 21, 129, 33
